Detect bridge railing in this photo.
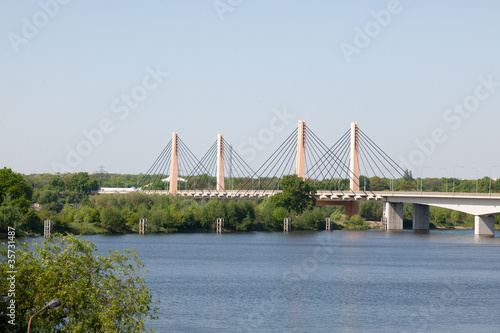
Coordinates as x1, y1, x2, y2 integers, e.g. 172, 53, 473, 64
96, 189, 500, 200
376, 191, 500, 198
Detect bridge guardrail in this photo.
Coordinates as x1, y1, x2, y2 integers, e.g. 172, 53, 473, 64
96, 189, 500, 200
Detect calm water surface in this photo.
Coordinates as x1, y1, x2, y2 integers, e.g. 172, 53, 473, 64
80, 230, 500, 333
29, 231, 500, 332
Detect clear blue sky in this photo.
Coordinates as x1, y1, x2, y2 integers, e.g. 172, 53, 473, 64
1, 0, 499, 180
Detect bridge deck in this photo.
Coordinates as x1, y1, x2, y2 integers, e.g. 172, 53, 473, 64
96, 189, 500, 201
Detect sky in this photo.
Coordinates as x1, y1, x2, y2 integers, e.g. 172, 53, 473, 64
1, 0, 500, 180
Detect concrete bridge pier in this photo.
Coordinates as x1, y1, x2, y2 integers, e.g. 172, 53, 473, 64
413, 204, 430, 230
384, 202, 403, 230
474, 215, 495, 236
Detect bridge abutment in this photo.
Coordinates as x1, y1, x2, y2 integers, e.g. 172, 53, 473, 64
474, 215, 495, 236
384, 202, 403, 230
412, 204, 430, 230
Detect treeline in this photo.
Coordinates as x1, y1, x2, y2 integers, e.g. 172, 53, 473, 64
1, 169, 500, 237
34, 193, 382, 234
23, 172, 500, 193
17, 192, 499, 236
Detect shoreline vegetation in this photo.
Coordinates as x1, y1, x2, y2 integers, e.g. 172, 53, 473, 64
1, 169, 499, 238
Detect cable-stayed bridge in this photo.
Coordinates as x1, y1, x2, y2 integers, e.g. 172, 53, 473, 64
99, 121, 500, 236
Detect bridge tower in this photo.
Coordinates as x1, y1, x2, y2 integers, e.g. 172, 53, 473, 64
217, 134, 225, 191
349, 122, 360, 192
169, 132, 179, 194
296, 120, 306, 180
344, 122, 360, 216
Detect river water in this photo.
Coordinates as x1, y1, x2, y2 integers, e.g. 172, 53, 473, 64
75, 230, 500, 333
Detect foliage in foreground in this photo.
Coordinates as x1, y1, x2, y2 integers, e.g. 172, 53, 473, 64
0, 234, 158, 332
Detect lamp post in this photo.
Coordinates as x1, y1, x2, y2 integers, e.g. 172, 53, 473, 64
490, 166, 500, 195
439, 168, 448, 192
27, 298, 61, 332
453, 166, 464, 194
471, 167, 478, 193
360, 168, 366, 191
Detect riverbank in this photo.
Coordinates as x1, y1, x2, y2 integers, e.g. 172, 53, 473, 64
9, 219, 490, 238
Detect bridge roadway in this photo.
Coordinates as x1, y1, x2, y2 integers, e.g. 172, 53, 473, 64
97, 189, 500, 235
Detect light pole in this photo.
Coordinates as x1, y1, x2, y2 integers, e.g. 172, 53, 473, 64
453, 166, 464, 194
439, 168, 448, 192
471, 167, 478, 193
27, 298, 61, 333
490, 166, 500, 194
360, 169, 366, 191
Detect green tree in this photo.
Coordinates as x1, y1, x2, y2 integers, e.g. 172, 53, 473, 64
272, 206, 289, 230
0, 194, 23, 231
359, 201, 383, 221
0, 235, 158, 332
369, 176, 389, 191
270, 175, 316, 214
72, 172, 93, 195
161, 204, 184, 232
23, 209, 43, 234
346, 214, 369, 230
100, 207, 127, 233
403, 169, 413, 181
47, 176, 65, 192
0, 167, 33, 210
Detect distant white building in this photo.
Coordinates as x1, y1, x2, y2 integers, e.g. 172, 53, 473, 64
98, 187, 137, 193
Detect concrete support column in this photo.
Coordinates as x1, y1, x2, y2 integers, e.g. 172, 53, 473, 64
384, 202, 403, 230
344, 201, 359, 218
474, 215, 495, 236
412, 204, 430, 230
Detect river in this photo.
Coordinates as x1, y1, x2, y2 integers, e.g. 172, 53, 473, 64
74, 230, 500, 332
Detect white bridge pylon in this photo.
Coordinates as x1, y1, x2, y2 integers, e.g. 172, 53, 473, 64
294, 120, 361, 216
167, 121, 362, 215
121, 123, 500, 236
169, 132, 179, 195
217, 134, 225, 191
